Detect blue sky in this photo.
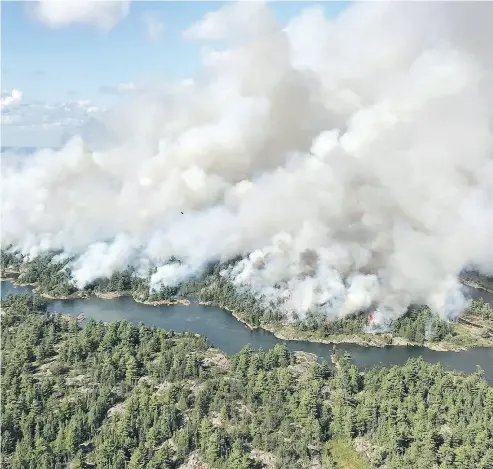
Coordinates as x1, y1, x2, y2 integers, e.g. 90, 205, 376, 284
1, 1, 348, 147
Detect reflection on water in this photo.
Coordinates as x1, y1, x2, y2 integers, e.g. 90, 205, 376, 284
2, 281, 492, 384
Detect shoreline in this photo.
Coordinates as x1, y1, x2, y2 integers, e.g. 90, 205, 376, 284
92, 290, 192, 306
2, 279, 490, 352
197, 300, 474, 351
460, 278, 493, 295
136, 297, 191, 306
258, 322, 470, 352
198, 301, 259, 330
40, 290, 88, 300
1, 280, 191, 306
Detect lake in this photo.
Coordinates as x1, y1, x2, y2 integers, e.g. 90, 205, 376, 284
2, 281, 492, 383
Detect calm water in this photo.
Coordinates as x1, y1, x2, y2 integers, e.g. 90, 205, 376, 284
2, 281, 492, 383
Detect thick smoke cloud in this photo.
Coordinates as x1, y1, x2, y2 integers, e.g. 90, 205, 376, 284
2, 2, 493, 325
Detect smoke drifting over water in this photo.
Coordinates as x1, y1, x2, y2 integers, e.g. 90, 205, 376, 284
2, 2, 493, 325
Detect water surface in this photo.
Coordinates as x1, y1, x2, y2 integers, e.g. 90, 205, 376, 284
2, 281, 492, 384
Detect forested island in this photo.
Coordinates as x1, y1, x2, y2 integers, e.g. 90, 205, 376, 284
1, 249, 493, 352
2, 293, 492, 469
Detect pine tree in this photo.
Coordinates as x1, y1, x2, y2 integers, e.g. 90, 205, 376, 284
227, 440, 252, 469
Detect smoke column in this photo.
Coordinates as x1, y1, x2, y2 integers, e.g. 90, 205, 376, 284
2, 2, 493, 325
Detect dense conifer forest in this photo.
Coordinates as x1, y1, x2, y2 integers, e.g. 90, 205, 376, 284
1, 293, 493, 468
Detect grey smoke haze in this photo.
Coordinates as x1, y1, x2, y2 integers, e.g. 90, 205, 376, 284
2, 2, 493, 325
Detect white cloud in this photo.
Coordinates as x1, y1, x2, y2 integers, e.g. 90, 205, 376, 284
31, 0, 130, 31
100, 81, 137, 95
142, 12, 164, 41
1, 97, 105, 147
1, 97, 102, 129
183, 2, 276, 41
117, 82, 136, 92
0, 89, 23, 110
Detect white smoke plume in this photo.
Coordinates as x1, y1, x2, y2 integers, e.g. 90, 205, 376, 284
2, 2, 493, 324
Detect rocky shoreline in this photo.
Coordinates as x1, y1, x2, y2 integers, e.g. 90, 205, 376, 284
137, 297, 191, 306
200, 301, 473, 351
460, 278, 493, 294
94, 290, 192, 306
1, 277, 489, 352
198, 301, 258, 330
259, 323, 469, 352
0, 277, 191, 306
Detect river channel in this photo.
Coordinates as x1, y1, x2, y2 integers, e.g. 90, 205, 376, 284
2, 281, 492, 384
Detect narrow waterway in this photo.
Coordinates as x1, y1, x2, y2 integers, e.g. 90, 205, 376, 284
2, 281, 492, 383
